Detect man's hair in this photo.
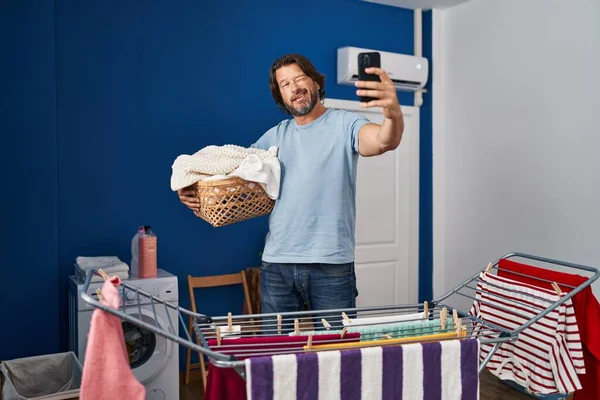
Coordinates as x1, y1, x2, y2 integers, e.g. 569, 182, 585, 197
269, 54, 326, 113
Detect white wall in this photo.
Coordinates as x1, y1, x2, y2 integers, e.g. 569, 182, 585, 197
433, 0, 600, 308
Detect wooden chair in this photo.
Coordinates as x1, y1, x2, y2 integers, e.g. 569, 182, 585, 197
184, 271, 253, 389
244, 267, 262, 314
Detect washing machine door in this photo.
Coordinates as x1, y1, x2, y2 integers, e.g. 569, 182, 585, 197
121, 306, 173, 384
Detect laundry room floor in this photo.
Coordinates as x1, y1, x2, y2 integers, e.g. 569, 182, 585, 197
179, 369, 533, 399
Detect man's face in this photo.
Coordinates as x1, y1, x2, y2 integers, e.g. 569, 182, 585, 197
275, 64, 319, 116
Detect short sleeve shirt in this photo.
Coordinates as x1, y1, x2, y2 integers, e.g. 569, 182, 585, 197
251, 108, 370, 264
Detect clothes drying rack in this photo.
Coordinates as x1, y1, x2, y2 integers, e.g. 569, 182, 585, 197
80, 252, 599, 381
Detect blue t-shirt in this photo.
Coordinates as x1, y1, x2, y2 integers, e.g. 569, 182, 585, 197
251, 108, 370, 264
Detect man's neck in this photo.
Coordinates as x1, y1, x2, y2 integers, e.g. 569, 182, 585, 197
293, 103, 327, 126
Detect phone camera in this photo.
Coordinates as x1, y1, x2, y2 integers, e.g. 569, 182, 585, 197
361, 54, 369, 63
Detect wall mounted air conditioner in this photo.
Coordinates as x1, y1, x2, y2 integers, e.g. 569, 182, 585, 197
337, 46, 429, 92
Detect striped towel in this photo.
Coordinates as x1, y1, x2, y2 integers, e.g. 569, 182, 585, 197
245, 338, 480, 400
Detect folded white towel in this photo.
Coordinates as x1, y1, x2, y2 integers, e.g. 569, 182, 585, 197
75, 263, 129, 275
76, 269, 129, 283
75, 256, 129, 271
170, 145, 281, 199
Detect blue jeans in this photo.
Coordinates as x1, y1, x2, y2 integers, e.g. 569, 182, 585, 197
260, 262, 358, 333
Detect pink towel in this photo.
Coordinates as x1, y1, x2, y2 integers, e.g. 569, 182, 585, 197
80, 276, 145, 400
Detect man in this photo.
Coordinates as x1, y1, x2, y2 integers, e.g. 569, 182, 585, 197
178, 54, 403, 324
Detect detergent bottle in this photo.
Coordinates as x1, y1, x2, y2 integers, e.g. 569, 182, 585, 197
138, 225, 158, 278
130, 226, 145, 277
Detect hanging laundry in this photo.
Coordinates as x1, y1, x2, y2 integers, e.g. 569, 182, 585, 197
305, 330, 466, 351
170, 144, 281, 199
204, 333, 361, 400
244, 338, 480, 400
291, 318, 456, 342
80, 276, 145, 400
206, 332, 360, 359
469, 271, 584, 395
205, 366, 247, 400
342, 311, 426, 326
497, 258, 600, 400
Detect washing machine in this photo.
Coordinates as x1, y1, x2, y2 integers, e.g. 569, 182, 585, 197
68, 269, 179, 400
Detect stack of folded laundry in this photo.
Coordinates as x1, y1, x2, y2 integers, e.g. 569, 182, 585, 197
75, 256, 130, 282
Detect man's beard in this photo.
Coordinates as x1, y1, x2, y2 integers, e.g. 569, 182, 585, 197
286, 86, 318, 116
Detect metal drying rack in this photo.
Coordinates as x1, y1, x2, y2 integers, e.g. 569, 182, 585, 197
80, 252, 599, 380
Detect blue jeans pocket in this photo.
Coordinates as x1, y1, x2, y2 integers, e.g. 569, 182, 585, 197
261, 261, 272, 270
319, 262, 355, 276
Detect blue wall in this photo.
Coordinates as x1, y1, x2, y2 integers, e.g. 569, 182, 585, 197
1, 0, 432, 370
0, 1, 59, 360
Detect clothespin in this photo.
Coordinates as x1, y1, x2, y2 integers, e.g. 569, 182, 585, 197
455, 318, 462, 337
485, 262, 493, 274
294, 319, 300, 335
277, 314, 282, 335
453, 309, 458, 325
97, 269, 110, 281
551, 282, 562, 296
219, 312, 241, 337
307, 333, 313, 350
341, 327, 348, 339
440, 307, 447, 330
321, 318, 331, 330
95, 289, 106, 303
342, 312, 350, 323
423, 301, 429, 319
216, 326, 222, 346
97, 269, 121, 287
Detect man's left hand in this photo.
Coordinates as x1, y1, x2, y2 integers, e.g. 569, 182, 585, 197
355, 67, 402, 121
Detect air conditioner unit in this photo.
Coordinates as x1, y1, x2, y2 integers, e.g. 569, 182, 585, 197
337, 46, 428, 92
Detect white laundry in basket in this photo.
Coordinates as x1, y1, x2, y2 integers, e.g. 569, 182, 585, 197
170, 145, 281, 199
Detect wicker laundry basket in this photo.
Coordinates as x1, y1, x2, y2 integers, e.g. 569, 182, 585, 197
191, 177, 275, 227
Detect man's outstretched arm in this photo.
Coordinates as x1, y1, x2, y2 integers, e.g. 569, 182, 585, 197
355, 67, 404, 157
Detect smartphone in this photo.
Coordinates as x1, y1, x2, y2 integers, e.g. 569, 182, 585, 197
357, 51, 381, 103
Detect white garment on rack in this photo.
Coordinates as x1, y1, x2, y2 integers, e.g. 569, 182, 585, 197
170, 144, 281, 199
342, 312, 426, 327
469, 272, 584, 395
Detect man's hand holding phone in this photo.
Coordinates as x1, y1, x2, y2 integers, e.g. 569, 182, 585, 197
355, 52, 402, 121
